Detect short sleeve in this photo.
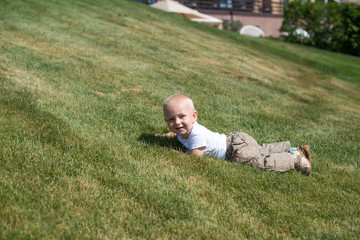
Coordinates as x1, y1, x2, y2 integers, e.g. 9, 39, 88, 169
188, 134, 207, 150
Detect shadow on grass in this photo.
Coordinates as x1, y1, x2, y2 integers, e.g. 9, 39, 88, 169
139, 133, 185, 152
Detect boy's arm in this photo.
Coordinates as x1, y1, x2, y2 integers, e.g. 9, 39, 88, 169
190, 147, 206, 157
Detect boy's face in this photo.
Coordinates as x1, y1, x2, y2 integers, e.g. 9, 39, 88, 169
164, 98, 197, 139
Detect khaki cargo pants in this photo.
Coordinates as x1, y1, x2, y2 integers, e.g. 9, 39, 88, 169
226, 131, 295, 172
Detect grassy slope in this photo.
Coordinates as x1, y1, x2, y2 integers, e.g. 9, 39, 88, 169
0, 0, 359, 238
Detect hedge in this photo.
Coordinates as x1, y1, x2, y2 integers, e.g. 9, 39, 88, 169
280, 1, 360, 56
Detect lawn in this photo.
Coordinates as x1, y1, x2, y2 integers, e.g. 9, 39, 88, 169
0, 0, 359, 239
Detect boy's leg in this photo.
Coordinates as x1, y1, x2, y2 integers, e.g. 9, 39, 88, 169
226, 131, 295, 172
261, 141, 291, 154
260, 152, 295, 172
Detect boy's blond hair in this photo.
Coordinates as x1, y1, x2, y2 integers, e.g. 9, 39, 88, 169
163, 93, 195, 112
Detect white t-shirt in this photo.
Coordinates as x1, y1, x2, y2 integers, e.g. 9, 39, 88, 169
177, 122, 227, 159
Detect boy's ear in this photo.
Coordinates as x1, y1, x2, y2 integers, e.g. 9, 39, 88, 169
193, 111, 198, 121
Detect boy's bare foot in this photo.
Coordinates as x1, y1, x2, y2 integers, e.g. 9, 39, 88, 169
293, 149, 311, 176
299, 145, 312, 163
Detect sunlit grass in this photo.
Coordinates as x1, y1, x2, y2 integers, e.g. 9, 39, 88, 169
0, 0, 359, 239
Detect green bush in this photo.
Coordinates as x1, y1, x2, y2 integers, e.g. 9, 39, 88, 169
223, 20, 243, 32
281, 1, 360, 56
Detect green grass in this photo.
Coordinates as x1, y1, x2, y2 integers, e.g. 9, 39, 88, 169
1, 0, 360, 239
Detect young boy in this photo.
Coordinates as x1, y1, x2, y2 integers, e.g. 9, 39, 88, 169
161, 93, 312, 175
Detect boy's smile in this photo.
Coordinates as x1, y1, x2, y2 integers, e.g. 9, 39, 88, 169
163, 96, 197, 139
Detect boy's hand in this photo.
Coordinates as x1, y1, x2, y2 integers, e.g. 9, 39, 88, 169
154, 132, 176, 137
190, 147, 206, 157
